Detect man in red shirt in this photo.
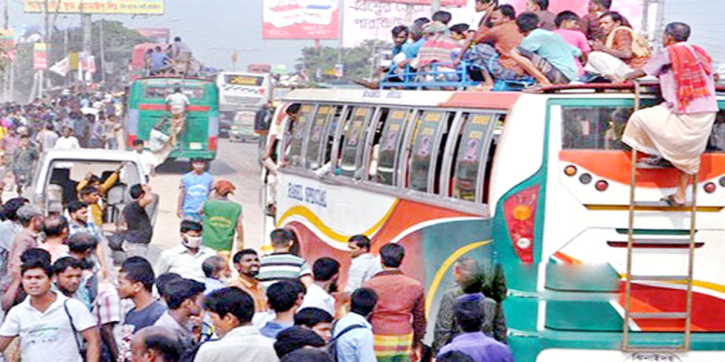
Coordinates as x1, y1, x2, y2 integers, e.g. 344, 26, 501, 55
363, 244, 425, 362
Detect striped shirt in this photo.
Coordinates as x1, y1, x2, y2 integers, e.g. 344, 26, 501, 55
257, 252, 311, 287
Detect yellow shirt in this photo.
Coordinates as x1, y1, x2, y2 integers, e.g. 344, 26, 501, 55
89, 203, 103, 227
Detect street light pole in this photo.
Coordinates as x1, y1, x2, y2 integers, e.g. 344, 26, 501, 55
432, 0, 441, 13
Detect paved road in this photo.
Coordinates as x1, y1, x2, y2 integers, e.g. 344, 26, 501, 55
144, 138, 265, 264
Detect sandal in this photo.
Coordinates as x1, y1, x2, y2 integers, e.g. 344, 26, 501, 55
661, 194, 686, 207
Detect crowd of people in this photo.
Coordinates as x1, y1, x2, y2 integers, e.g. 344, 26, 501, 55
359, 0, 662, 89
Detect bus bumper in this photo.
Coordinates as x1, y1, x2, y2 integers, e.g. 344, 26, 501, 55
509, 330, 725, 362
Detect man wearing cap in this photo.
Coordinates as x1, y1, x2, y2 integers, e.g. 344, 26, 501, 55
201, 180, 243, 260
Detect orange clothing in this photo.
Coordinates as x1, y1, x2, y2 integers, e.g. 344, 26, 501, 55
473, 21, 525, 75
229, 276, 267, 313
608, 28, 650, 69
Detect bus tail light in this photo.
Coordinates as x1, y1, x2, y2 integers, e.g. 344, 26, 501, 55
503, 185, 540, 263
595, 180, 609, 191
209, 137, 218, 151
704, 182, 716, 193
564, 165, 577, 176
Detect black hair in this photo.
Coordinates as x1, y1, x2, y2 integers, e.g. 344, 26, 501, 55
204, 287, 255, 324
555, 10, 580, 28
665, 22, 691, 42
53, 256, 84, 275
66, 200, 88, 214
129, 184, 145, 200
180, 220, 202, 233
42, 214, 68, 237
391, 25, 408, 37
21, 258, 53, 278
202, 256, 227, 278
79, 186, 98, 198
121, 256, 156, 292
163, 279, 205, 310
21, 248, 51, 265
68, 232, 97, 254
274, 326, 326, 359
133, 139, 144, 146
280, 349, 333, 362
454, 297, 484, 332
437, 351, 475, 362
449, 23, 470, 35
531, 0, 548, 10
156, 273, 182, 299
350, 288, 378, 316
286, 103, 301, 115
592, 0, 612, 9
174, 36, 181, 42
233, 248, 258, 264
516, 12, 540, 33
294, 307, 333, 328
267, 281, 301, 313
312, 257, 340, 282
144, 333, 182, 362
496, 4, 516, 20
270, 228, 295, 247
432, 11, 452, 25
2, 197, 29, 222
349, 235, 371, 251
380, 243, 404, 268
599, 11, 625, 25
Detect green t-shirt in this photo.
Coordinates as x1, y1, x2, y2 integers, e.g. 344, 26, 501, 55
202, 199, 242, 251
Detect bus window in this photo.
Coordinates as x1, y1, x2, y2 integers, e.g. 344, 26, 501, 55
305, 105, 334, 170
451, 113, 498, 202
373, 108, 409, 186
287, 104, 315, 167
408, 110, 450, 193
707, 110, 725, 152
561, 106, 634, 149
338, 107, 374, 178
321, 106, 345, 168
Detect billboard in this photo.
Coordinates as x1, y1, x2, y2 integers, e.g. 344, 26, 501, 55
24, 0, 164, 14
343, 0, 643, 47
33, 43, 47, 70
369, 0, 465, 5
262, 0, 339, 39
135, 28, 171, 43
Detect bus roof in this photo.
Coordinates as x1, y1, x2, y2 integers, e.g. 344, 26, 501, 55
134, 76, 214, 85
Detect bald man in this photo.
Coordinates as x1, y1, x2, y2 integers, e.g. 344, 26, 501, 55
131, 326, 183, 362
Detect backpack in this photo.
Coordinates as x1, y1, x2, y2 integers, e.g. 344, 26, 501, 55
329, 324, 366, 362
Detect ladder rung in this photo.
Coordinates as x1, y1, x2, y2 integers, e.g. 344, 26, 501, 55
629, 312, 688, 320
622, 346, 689, 353
607, 238, 700, 249
630, 275, 690, 282
633, 201, 693, 209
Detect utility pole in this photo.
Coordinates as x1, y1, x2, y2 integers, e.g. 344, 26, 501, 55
642, 0, 666, 48
100, 19, 106, 84
336, 0, 343, 76
431, 0, 441, 13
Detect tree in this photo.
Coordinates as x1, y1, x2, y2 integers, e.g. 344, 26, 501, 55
297, 40, 389, 83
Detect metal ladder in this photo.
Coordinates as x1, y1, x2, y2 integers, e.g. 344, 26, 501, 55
622, 81, 698, 352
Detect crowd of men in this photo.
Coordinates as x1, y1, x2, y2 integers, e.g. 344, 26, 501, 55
358, 0, 695, 90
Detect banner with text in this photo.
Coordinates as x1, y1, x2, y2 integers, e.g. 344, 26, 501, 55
24, 0, 164, 14
0, 29, 16, 61
33, 43, 47, 70
134, 28, 171, 43
263, 0, 340, 39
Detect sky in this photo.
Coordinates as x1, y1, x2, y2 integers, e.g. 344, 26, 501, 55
5, 0, 725, 71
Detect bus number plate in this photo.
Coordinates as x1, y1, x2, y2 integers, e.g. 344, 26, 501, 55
628, 353, 681, 362
189, 142, 203, 150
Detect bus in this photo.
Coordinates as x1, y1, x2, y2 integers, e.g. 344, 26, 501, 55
126, 77, 219, 162
262, 85, 725, 361
216, 71, 272, 115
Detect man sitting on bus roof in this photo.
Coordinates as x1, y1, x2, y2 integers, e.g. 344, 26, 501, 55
619, 22, 717, 206
509, 12, 580, 86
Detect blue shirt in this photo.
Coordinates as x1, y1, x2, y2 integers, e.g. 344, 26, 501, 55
438, 332, 513, 362
181, 171, 213, 215
259, 320, 293, 339
333, 312, 376, 362
403, 38, 425, 60
204, 277, 226, 295
150, 52, 169, 70
520, 28, 581, 81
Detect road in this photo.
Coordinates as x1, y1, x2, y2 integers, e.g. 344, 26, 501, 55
144, 138, 265, 264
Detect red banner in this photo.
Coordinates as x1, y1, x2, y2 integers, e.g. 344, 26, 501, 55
262, 0, 339, 39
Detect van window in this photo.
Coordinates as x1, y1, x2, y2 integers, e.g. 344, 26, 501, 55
451, 113, 498, 202
338, 107, 374, 178
305, 105, 334, 170
561, 106, 633, 150
287, 104, 314, 167
408, 110, 450, 192
373, 108, 410, 186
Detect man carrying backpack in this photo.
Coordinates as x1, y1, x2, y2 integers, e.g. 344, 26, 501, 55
331, 288, 377, 362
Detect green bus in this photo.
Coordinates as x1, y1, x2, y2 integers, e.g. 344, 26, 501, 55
126, 77, 220, 161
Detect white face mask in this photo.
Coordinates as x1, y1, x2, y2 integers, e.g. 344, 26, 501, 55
183, 235, 202, 249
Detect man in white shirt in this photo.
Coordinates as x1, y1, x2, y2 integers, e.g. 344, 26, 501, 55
0, 258, 101, 362
165, 87, 189, 123
344, 235, 382, 294
155, 220, 216, 282
300, 257, 339, 316
55, 127, 81, 150
133, 139, 159, 179
195, 287, 278, 362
